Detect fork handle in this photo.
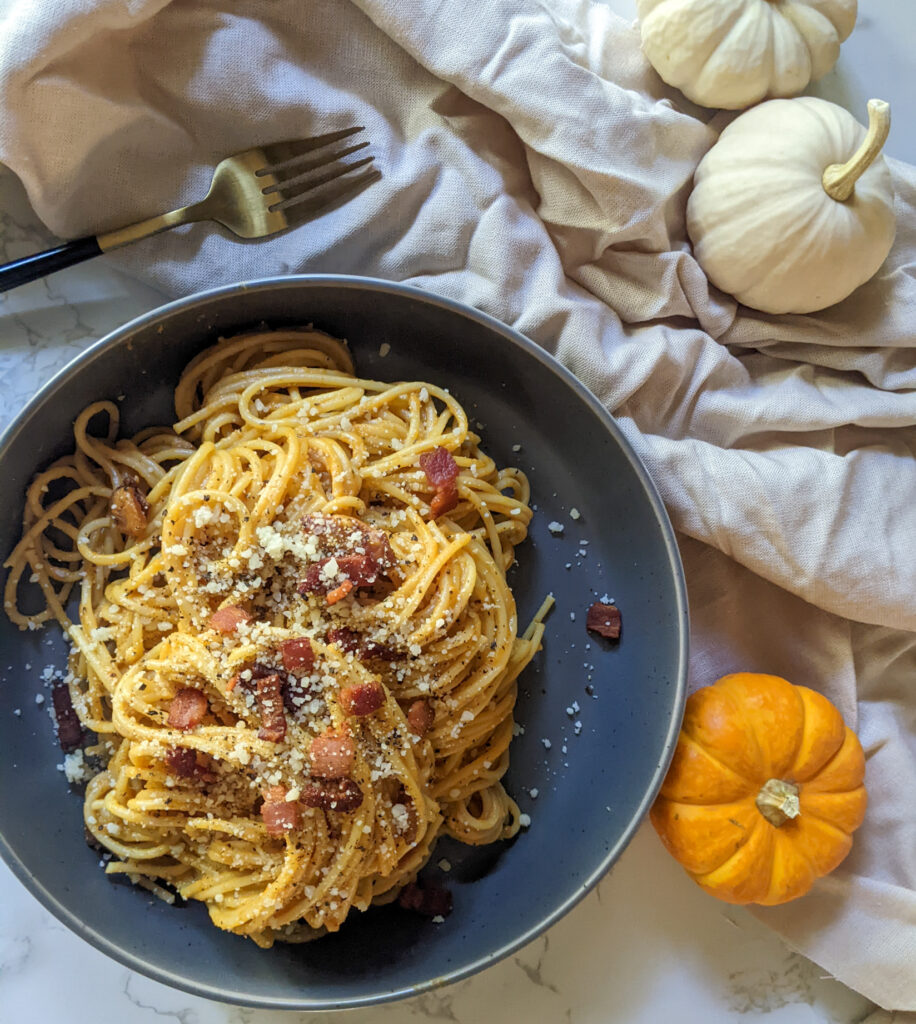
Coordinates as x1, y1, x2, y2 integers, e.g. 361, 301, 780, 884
0, 236, 102, 293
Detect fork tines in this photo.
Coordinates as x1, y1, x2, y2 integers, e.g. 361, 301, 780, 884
258, 127, 379, 217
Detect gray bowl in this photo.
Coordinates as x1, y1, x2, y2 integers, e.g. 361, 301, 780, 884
0, 276, 687, 1009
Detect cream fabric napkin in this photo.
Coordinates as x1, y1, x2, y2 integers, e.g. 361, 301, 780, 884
1, 0, 915, 1009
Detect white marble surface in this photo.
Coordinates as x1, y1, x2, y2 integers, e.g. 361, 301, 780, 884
1, 4, 913, 1020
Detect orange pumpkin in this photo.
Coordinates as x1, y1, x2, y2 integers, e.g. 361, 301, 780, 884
650, 672, 867, 906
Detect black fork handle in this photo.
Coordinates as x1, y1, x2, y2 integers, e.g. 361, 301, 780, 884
0, 236, 102, 293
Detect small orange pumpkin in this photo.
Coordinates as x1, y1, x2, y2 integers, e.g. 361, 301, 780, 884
650, 672, 867, 906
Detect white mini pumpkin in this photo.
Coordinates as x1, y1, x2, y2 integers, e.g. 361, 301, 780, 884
637, 0, 857, 110
686, 97, 896, 315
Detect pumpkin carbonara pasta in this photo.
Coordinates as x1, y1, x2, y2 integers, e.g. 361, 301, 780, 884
3, 329, 549, 946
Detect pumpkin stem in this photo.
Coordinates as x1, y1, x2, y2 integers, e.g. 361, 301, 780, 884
822, 99, 891, 203
756, 778, 801, 828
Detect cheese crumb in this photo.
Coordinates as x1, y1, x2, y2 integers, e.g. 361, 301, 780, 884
547, 521, 564, 535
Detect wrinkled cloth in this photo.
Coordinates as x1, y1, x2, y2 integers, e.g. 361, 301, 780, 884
1, 0, 915, 1009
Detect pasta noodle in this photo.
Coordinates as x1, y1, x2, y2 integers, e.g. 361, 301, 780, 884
3, 329, 549, 946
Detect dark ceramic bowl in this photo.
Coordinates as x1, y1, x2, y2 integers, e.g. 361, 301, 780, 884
0, 276, 687, 1009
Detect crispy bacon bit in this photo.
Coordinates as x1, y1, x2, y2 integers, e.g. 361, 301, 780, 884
110, 484, 150, 537
309, 729, 356, 778
420, 448, 460, 520
407, 698, 435, 737
298, 514, 395, 597
420, 447, 459, 489
261, 785, 300, 836
282, 676, 311, 714
301, 777, 364, 812
326, 578, 354, 605
302, 514, 395, 571
398, 881, 453, 918
227, 661, 272, 693
167, 688, 208, 730
326, 626, 361, 653
361, 638, 401, 661
208, 605, 252, 634
339, 681, 386, 717
256, 674, 287, 742
51, 683, 82, 752
586, 602, 622, 640
429, 484, 458, 519
327, 627, 401, 663
165, 747, 216, 782
279, 637, 314, 673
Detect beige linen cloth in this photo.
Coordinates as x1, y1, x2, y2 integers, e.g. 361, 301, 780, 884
1, 0, 915, 1010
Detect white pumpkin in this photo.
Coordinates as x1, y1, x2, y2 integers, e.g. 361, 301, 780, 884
637, 0, 857, 110
686, 97, 896, 315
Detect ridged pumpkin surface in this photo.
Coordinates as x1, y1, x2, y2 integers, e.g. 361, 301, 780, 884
650, 673, 867, 905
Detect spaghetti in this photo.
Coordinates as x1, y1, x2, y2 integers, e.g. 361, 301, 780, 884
3, 329, 549, 946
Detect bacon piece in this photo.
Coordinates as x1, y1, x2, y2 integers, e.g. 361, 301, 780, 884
407, 698, 435, 737
260, 785, 300, 836
429, 485, 458, 519
326, 578, 354, 605
303, 514, 395, 570
278, 637, 314, 673
420, 447, 459, 489
360, 638, 401, 662
165, 747, 216, 783
586, 602, 622, 640
309, 729, 356, 778
51, 683, 83, 752
339, 681, 386, 717
227, 661, 272, 693
256, 674, 287, 742
301, 777, 363, 812
208, 605, 252, 634
326, 627, 401, 663
110, 484, 150, 537
167, 688, 208, 730
298, 554, 387, 597
282, 676, 312, 714
398, 881, 453, 918
326, 626, 361, 653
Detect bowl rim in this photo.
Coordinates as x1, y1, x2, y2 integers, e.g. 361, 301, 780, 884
0, 273, 689, 1010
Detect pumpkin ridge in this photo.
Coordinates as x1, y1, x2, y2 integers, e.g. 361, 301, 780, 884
705, 810, 763, 874
790, 717, 850, 783
678, 730, 757, 791
795, 801, 862, 838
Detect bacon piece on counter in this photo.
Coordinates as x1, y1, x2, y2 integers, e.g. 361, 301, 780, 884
261, 786, 301, 836
339, 680, 386, 717
110, 484, 150, 537
309, 730, 356, 778
278, 637, 315, 673
51, 683, 83, 752
301, 777, 363, 812
586, 602, 622, 640
407, 698, 435, 737
167, 688, 208, 730
420, 447, 459, 489
256, 674, 287, 742
398, 881, 453, 918
208, 605, 252, 634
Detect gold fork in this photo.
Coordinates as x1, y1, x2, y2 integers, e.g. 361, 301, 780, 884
0, 127, 379, 293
